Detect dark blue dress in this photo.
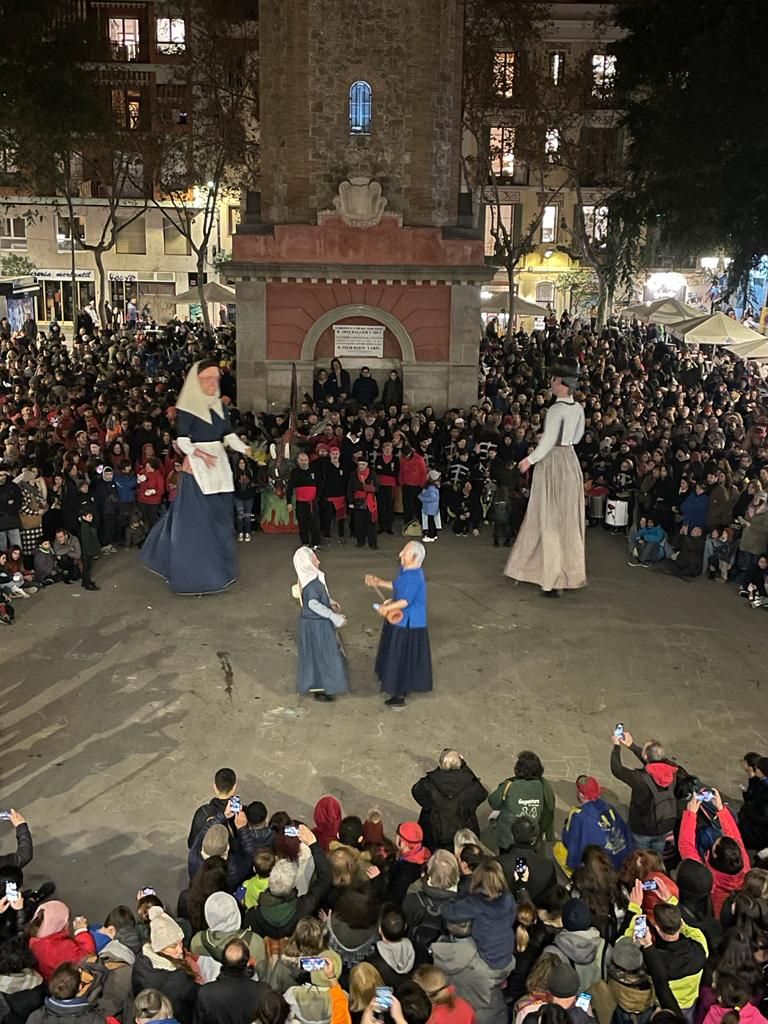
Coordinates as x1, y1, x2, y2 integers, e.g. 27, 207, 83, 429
374, 566, 433, 697
297, 578, 349, 696
140, 409, 237, 594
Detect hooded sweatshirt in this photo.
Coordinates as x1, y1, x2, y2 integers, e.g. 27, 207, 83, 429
442, 892, 516, 970
590, 968, 656, 1024
432, 937, 509, 1024
190, 893, 265, 965
543, 927, 610, 989
366, 938, 416, 991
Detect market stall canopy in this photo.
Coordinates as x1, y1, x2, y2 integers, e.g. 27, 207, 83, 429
668, 310, 766, 345
646, 297, 702, 324
724, 337, 768, 360
482, 292, 549, 316
622, 302, 652, 319
172, 281, 236, 304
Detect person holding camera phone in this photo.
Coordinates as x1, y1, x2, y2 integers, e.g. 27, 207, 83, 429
0, 808, 33, 871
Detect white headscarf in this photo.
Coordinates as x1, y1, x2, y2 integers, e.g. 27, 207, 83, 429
175, 361, 224, 424
293, 546, 326, 594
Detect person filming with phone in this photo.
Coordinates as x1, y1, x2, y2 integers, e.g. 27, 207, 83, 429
0, 808, 33, 871
609, 726, 679, 856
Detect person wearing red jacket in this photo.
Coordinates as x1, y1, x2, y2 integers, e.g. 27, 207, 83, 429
399, 447, 428, 525
137, 457, 166, 531
28, 900, 96, 983
677, 788, 749, 916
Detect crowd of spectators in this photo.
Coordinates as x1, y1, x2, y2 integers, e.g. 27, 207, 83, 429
2, 305, 768, 622
3, 733, 768, 1024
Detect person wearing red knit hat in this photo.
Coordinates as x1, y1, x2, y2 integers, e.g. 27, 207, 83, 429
554, 774, 633, 875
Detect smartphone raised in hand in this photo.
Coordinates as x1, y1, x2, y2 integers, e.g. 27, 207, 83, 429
284, 825, 300, 837
299, 957, 328, 972
614, 723, 625, 741
633, 914, 648, 941
229, 796, 242, 813
374, 987, 394, 1014
5, 882, 19, 902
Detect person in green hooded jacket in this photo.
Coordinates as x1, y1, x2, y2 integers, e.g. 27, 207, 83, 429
487, 750, 555, 852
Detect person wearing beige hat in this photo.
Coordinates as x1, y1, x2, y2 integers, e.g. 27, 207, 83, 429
131, 906, 201, 1024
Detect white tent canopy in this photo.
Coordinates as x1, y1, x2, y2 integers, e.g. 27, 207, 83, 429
667, 311, 765, 346
482, 292, 549, 316
172, 281, 236, 305
725, 337, 768, 360
645, 297, 702, 324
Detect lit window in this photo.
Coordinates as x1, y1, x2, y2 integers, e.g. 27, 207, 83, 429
493, 51, 516, 99
489, 126, 516, 180
536, 282, 555, 305
545, 128, 560, 161
227, 206, 241, 236
56, 214, 85, 252
0, 217, 27, 251
484, 203, 516, 257
540, 205, 558, 244
582, 204, 608, 245
111, 89, 141, 130
349, 81, 372, 135
109, 18, 140, 61
156, 17, 186, 54
550, 51, 565, 86
592, 54, 616, 98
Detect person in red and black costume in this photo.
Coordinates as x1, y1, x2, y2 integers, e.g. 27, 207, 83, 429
319, 447, 349, 543
347, 458, 379, 549
374, 440, 399, 535
287, 451, 322, 548
399, 445, 428, 525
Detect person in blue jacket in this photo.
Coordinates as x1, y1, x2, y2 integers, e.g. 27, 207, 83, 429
627, 515, 667, 566
680, 482, 710, 531
555, 775, 634, 874
419, 470, 441, 542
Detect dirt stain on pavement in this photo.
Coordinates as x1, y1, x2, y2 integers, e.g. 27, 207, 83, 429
216, 651, 234, 700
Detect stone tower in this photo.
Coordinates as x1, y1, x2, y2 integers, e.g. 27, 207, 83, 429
232, 0, 491, 410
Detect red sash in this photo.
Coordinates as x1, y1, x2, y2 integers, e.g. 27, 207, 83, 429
295, 485, 317, 503
327, 495, 347, 520
378, 474, 396, 487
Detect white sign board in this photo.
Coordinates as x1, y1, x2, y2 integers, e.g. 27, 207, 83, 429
35, 268, 94, 280
333, 324, 385, 358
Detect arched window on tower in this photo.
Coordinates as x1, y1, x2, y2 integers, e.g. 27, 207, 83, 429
349, 81, 372, 135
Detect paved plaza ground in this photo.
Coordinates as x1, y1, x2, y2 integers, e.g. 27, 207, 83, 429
1, 527, 766, 917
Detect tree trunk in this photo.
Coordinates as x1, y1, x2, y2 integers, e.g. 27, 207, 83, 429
505, 261, 517, 341
69, 240, 79, 330
196, 250, 211, 332
94, 246, 108, 331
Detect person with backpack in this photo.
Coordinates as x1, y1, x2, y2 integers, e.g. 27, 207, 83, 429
677, 790, 749, 917
609, 731, 679, 855
79, 906, 141, 1020
537, 898, 611, 990
488, 752, 555, 853
411, 751, 488, 852
402, 851, 460, 966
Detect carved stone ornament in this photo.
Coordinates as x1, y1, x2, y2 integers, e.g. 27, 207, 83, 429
333, 176, 388, 227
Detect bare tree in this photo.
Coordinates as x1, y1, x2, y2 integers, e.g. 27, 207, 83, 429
137, 0, 259, 330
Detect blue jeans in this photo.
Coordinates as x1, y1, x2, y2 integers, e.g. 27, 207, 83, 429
633, 832, 669, 854
234, 497, 254, 534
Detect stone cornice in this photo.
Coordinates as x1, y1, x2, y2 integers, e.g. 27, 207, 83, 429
226, 262, 496, 285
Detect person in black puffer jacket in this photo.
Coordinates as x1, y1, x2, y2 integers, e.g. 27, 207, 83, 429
411, 750, 488, 851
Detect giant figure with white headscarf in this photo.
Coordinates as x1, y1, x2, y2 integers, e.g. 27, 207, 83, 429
292, 546, 349, 701
504, 359, 587, 596
140, 360, 250, 594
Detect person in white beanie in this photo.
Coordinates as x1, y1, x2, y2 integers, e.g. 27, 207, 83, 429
131, 906, 200, 1024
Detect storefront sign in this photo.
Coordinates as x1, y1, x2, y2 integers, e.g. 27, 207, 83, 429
35, 268, 94, 280
333, 324, 385, 358
108, 272, 137, 282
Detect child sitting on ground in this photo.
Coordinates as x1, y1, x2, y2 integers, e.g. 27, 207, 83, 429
704, 527, 737, 581
127, 509, 147, 548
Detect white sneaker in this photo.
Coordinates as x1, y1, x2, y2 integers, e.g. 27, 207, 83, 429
424, 536, 436, 543
244, 533, 251, 543
472, 529, 479, 536
238, 532, 244, 542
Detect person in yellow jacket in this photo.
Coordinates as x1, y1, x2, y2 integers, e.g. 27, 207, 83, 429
622, 877, 708, 1013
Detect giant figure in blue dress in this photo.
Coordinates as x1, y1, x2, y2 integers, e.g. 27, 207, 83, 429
140, 360, 251, 594
366, 541, 433, 709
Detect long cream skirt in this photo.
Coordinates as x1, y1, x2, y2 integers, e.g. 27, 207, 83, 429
504, 446, 586, 591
